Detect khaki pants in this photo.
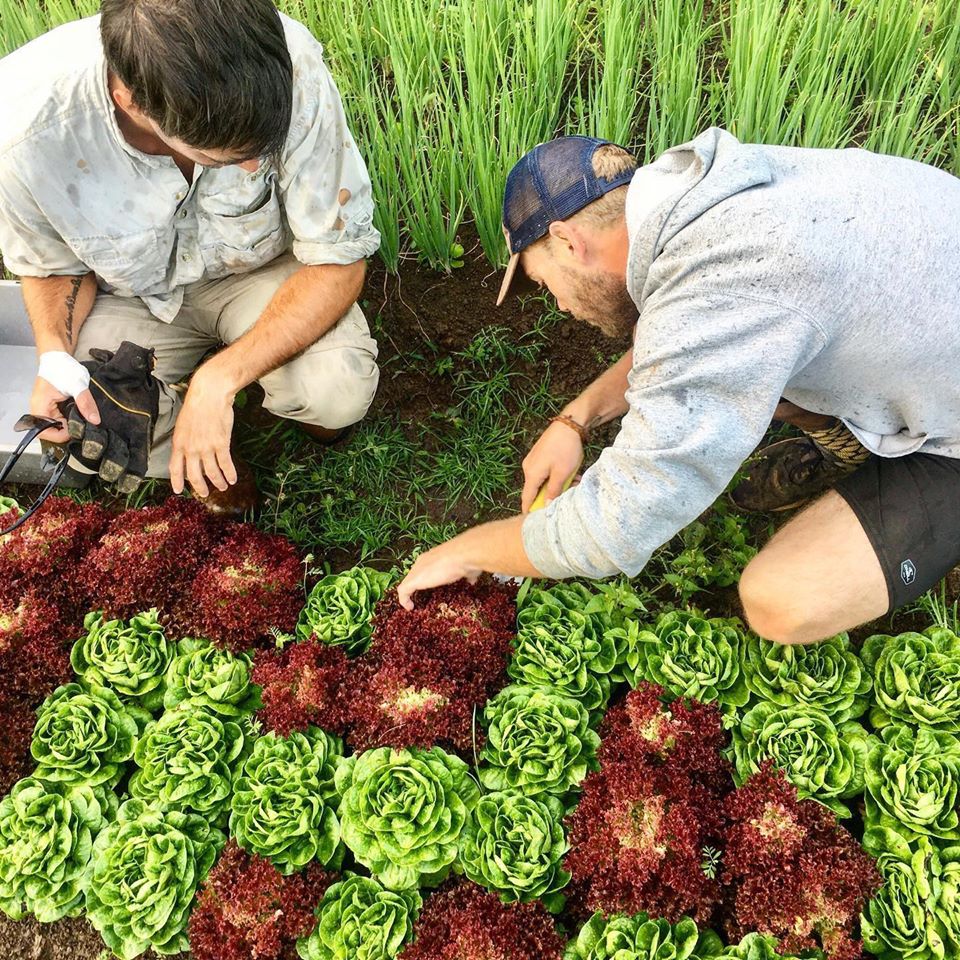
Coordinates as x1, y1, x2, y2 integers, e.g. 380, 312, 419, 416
75, 254, 379, 478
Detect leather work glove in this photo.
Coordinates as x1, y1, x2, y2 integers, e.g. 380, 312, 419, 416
61, 341, 161, 494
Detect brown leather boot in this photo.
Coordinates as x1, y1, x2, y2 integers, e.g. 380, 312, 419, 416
196, 451, 259, 518
299, 422, 353, 446
730, 421, 871, 513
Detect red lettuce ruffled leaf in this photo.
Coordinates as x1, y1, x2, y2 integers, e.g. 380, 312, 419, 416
564, 684, 730, 925
188, 840, 335, 960
0, 497, 108, 616
252, 638, 351, 738
79, 496, 222, 621
0, 702, 38, 795
178, 525, 303, 651
399, 878, 565, 960
0, 592, 75, 710
721, 763, 881, 960
346, 578, 516, 755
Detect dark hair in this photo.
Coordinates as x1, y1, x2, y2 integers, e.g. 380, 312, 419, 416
100, 0, 293, 159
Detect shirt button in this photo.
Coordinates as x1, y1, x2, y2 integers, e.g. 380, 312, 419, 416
181, 253, 192, 262
179, 210, 188, 219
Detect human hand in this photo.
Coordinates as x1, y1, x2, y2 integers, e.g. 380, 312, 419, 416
31, 371, 99, 444
397, 537, 482, 610
520, 419, 585, 513
169, 368, 237, 497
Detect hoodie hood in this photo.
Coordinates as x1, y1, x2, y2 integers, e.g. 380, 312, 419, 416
625, 127, 773, 308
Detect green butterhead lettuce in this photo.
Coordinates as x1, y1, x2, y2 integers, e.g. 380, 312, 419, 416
85, 798, 224, 959
743, 632, 871, 722
129, 704, 250, 823
163, 637, 258, 716
458, 789, 570, 909
336, 745, 479, 890
862, 827, 945, 960
509, 583, 617, 713
563, 910, 724, 960
31, 683, 148, 788
732, 702, 868, 817
71, 609, 176, 711
0, 778, 118, 922
865, 723, 960, 840
297, 873, 420, 960
720, 933, 803, 959
862, 628, 960, 731
230, 726, 343, 873
479, 683, 600, 797
625, 609, 749, 716
936, 844, 960, 956
297, 566, 393, 654
586, 578, 649, 683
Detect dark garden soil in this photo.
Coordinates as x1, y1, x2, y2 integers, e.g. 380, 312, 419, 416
365, 237, 629, 408
0, 914, 108, 960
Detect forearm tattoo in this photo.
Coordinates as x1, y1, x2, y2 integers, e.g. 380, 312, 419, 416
64, 276, 83, 346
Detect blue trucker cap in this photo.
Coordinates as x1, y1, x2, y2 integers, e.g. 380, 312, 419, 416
496, 135, 636, 305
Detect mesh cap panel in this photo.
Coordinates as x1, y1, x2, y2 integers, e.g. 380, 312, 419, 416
502, 136, 635, 253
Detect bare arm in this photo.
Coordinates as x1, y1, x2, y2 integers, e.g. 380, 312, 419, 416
21, 273, 100, 441
401, 348, 634, 605
520, 350, 633, 511
21, 273, 97, 353
398, 516, 540, 609
169, 259, 367, 497
560, 350, 632, 428
197, 260, 366, 394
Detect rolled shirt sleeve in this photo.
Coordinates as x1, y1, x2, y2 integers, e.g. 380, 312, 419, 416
278, 45, 380, 267
0, 169, 88, 277
521, 290, 827, 580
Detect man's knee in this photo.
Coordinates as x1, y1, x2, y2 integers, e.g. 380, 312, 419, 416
738, 555, 815, 645
263, 346, 379, 430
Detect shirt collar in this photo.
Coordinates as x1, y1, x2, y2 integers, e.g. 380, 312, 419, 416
94, 51, 166, 169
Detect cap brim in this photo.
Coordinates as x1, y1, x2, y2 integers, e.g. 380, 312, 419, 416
496, 252, 521, 307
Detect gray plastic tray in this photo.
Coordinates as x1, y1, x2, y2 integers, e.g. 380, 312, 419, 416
0, 280, 90, 488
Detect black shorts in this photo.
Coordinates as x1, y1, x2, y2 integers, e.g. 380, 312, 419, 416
834, 452, 960, 612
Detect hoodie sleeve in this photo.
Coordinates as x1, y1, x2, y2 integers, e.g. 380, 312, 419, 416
521, 289, 827, 580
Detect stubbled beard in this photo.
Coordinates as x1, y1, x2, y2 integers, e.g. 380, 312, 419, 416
572, 270, 638, 339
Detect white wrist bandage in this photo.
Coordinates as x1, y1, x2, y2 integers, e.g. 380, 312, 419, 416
38, 351, 91, 398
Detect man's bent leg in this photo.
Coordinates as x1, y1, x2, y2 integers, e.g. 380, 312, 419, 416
197, 254, 379, 430
738, 491, 889, 644
739, 452, 960, 643
257, 302, 379, 430
74, 293, 215, 477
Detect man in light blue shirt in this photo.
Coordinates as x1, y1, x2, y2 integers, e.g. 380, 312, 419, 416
0, 0, 380, 513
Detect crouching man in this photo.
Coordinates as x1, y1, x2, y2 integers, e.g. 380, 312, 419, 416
0, 0, 380, 513
399, 131, 960, 644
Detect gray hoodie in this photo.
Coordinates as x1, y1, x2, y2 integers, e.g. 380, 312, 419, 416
521, 128, 960, 580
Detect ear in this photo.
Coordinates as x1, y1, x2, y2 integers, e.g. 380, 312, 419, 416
110, 78, 140, 118
547, 219, 590, 265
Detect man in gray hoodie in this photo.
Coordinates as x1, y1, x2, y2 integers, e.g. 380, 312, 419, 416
398, 129, 960, 644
